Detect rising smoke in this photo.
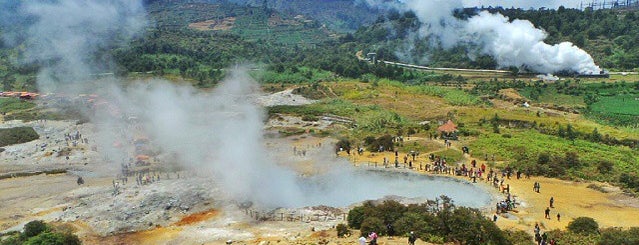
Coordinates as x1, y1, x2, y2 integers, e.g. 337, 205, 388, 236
11, 0, 147, 92
2, 0, 307, 208
3, 0, 491, 209
360, 0, 602, 74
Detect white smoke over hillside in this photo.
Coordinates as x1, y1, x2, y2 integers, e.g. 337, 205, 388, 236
4, 0, 308, 208
361, 0, 602, 74
18, 0, 147, 92
3, 0, 493, 209
94, 70, 309, 208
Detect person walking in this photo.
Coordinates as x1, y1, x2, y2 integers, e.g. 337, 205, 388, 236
557, 213, 561, 222
358, 235, 366, 245
549, 197, 554, 208
408, 231, 417, 245
369, 232, 378, 245
545, 207, 551, 219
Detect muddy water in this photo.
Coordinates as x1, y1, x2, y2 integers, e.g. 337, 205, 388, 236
293, 169, 492, 208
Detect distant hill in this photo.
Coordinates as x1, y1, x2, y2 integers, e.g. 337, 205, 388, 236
226, 0, 383, 32
145, 0, 334, 44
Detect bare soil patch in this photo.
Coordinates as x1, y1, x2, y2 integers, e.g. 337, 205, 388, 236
189, 17, 236, 31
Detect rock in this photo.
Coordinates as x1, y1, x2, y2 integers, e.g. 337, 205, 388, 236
179, 205, 190, 211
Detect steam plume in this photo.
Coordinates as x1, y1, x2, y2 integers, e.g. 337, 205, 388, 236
8, 0, 146, 92
361, 0, 602, 74
3, 0, 492, 209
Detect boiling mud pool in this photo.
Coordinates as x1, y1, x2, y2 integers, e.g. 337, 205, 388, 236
294, 169, 492, 208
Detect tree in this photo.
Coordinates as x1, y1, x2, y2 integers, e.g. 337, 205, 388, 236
360, 217, 385, 236
584, 93, 599, 109
392, 213, 431, 237
564, 152, 581, 169
557, 125, 566, 138
566, 124, 577, 143
567, 217, 599, 235
23, 220, 49, 238
597, 161, 614, 174
537, 152, 551, 165
590, 128, 602, 142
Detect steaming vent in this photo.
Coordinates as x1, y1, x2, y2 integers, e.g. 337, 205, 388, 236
362, 0, 604, 75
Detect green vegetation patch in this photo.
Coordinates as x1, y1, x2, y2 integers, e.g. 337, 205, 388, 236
347, 199, 513, 244
254, 67, 334, 84
0, 220, 81, 245
519, 86, 586, 107
469, 130, 639, 176
380, 80, 481, 106
590, 94, 639, 116
434, 148, 463, 163
0, 127, 39, 147
268, 98, 413, 134
0, 98, 36, 114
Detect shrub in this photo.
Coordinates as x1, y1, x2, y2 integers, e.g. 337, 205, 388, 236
567, 217, 599, 235
347, 206, 366, 229
335, 138, 352, 153
360, 217, 385, 236
23, 220, 49, 238
364, 134, 394, 152
504, 229, 534, 245
596, 161, 614, 174
392, 213, 430, 237
619, 173, 639, 191
24, 232, 80, 245
599, 227, 639, 245
336, 224, 350, 237
301, 115, 318, 121
377, 200, 406, 235
347, 201, 378, 229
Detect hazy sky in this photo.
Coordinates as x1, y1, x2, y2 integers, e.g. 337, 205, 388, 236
463, 0, 585, 9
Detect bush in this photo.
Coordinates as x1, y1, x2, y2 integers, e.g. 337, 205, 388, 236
1, 220, 82, 245
567, 217, 599, 235
364, 134, 394, 152
596, 161, 614, 174
24, 232, 80, 245
335, 138, 352, 153
619, 173, 639, 191
392, 213, 430, 237
599, 227, 639, 245
504, 229, 534, 245
360, 217, 385, 236
301, 115, 318, 121
347, 201, 378, 229
23, 220, 49, 238
0, 127, 40, 147
336, 224, 350, 237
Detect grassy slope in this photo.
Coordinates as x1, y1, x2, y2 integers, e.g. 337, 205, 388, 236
268, 78, 639, 186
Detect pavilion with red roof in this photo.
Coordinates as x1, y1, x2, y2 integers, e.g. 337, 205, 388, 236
437, 119, 458, 139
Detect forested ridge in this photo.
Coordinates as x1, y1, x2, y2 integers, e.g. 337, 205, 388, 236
1, 1, 639, 90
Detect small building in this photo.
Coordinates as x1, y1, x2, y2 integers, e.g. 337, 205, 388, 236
366, 53, 377, 63
437, 120, 458, 140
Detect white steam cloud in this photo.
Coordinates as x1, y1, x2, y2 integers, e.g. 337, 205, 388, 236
361, 0, 602, 74
4, 0, 492, 209
20, 0, 146, 92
